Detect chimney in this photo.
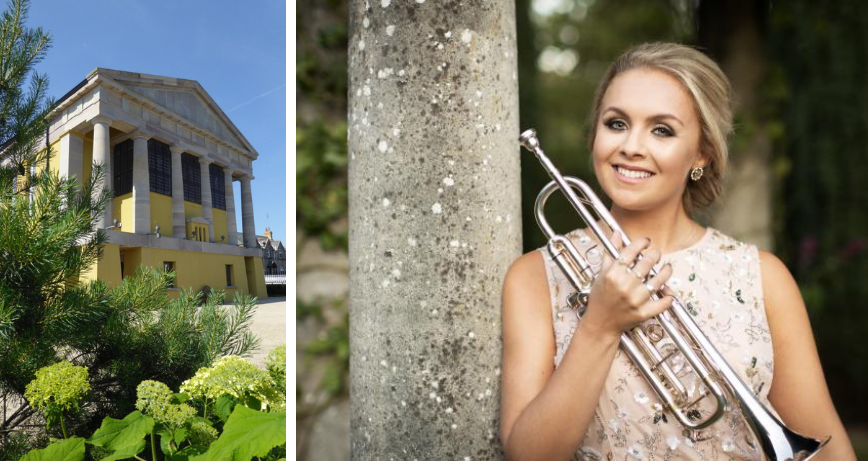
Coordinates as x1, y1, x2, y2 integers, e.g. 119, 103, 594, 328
264, 227, 273, 240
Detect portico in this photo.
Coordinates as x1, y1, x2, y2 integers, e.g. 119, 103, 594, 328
46, 68, 267, 298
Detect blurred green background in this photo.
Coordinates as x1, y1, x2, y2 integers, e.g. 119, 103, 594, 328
297, 0, 868, 456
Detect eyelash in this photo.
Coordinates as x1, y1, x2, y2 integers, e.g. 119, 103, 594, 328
652, 125, 674, 137
603, 119, 627, 131
602, 118, 675, 137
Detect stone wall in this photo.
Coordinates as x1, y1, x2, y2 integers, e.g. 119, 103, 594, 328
296, 227, 350, 460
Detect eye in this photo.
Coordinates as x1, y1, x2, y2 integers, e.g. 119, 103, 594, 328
652, 125, 674, 137
603, 118, 627, 131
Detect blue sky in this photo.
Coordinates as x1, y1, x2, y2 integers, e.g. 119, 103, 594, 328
29, 0, 288, 244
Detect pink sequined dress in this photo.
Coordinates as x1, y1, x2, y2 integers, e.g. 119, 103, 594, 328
542, 227, 776, 460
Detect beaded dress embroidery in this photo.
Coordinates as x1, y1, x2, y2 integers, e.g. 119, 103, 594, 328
542, 228, 775, 460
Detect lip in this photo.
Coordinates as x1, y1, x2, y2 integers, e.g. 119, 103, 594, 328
612, 164, 655, 184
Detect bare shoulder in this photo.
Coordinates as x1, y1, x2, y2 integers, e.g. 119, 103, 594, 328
502, 250, 550, 310
757, 250, 800, 312
757, 250, 794, 286
505, 250, 546, 285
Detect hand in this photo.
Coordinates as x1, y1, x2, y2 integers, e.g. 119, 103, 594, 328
580, 232, 674, 339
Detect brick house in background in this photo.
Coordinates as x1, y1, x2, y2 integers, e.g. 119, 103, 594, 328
257, 227, 286, 275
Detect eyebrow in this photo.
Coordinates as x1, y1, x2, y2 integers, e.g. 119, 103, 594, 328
602, 106, 685, 127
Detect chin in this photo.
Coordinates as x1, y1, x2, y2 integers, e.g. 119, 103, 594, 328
603, 187, 656, 213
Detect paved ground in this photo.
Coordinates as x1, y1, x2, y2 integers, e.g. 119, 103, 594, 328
246, 295, 287, 368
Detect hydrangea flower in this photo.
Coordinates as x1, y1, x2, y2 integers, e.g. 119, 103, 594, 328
24, 361, 90, 413
187, 420, 218, 447
180, 355, 283, 410
266, 344, 287, 392
135, 380, 195, 430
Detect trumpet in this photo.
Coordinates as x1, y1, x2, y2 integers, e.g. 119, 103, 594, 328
519, 128, 829, 461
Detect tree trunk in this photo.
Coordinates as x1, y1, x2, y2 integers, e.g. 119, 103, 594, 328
347, 1, 521, 458
698, 0, 773, 250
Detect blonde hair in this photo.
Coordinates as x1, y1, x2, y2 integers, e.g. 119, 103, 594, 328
588, 42, 733, 213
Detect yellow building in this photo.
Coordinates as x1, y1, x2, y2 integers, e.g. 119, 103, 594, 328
45, 68, 267, 299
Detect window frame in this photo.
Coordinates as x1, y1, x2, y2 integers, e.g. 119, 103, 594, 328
163, 261, 176, 288
148, 139, 172, 197
210, 163, 226, 210
181, 153, 201, 204
113, 139, 134, 196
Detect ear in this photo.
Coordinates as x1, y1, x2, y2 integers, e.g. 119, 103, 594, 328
694, 151, 709, 170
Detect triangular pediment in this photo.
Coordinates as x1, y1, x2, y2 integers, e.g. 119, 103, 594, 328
95, 69, 256, 156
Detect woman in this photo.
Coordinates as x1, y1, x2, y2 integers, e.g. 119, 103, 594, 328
500, 43, 855, 460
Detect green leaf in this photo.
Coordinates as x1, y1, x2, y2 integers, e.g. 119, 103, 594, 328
99, 442, 147, 461
215, 394, 238, 423
169, 445, 209, 461
172, 392, 191, 404
244, 395, 261, 411
44, 405, 61, 431
185, 416, 213, 428
86, 411, 154, 452
190, 406, 286, 461
155, 422, 187, 457
21, 437, 85, 461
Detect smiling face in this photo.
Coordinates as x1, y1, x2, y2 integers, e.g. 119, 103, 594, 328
592, 68, 705, 214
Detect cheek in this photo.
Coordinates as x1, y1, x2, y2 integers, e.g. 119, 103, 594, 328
590, 143, 607, 177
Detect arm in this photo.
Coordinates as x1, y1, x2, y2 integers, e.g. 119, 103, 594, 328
500, 237, 673, 460
499, 250, 619, 461
760, 251, 856, 460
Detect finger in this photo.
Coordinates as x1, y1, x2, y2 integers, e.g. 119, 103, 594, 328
643, 262, 672, 292
631, 248, 662, 281
628, 263, 672, 306
600, 230, 624, 271
617, 236, 651, 269
640, 295, 675, 319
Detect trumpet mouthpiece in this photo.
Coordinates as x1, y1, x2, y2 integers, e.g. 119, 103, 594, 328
519, 129, 539, 151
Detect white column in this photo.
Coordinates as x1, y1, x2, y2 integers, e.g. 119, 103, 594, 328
199, 157, 214, 242
170, 146, 186, 238
59, 132, 84, 192
240, 175, 256, 248
131, 131, 151, 234
91, 116, 113, 228
224, 168, 238, 246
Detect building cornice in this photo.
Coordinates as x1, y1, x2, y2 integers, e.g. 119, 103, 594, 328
48, 69, 259, 163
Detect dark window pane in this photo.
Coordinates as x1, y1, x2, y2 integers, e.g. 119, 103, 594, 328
113, 139, 134, 196
164, 261, 175, 288
148, 139, 172, 196
181, 153, 201, 204
210, 163, 226, 210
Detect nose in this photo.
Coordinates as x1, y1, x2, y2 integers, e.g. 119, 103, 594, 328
619, 128, 647, 158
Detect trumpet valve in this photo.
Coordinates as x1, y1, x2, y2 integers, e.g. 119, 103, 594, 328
567, 291, 589, 318
645, 323, 665, 343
